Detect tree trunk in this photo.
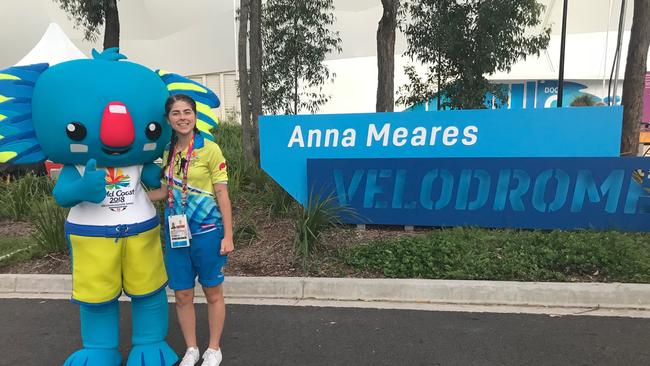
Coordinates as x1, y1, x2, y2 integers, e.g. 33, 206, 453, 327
293, 15, 299, 115
376, 0, 399, 112
238, 0, 254, 162
621, 0, 650, 156
293, 62, 298, 115
436, 53, 442, 111
249, 0, 262, 165
103, 0, 120, 49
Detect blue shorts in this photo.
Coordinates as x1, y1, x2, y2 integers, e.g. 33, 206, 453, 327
164, 227, 228, 291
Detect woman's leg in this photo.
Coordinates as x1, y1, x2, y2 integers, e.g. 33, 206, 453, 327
203, 284, 226, 350
175, 288, 198, 348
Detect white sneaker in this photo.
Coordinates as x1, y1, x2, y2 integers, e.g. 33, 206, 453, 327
201, 348, 222, 366
179, 347, 201, 366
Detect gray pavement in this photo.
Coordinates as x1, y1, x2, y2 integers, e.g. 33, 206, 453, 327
2, 274, 650, 310
1, 298, 650, 366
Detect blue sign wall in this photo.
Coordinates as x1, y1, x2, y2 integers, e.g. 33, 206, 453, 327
406, 79, 616, 112
307, 157, 650, 231
260, 107, 623, 205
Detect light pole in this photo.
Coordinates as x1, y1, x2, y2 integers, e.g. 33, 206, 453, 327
612, 0, 628, 105
557, 0, 568, 107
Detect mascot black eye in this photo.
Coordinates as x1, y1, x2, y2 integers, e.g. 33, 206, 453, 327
145, 122, 162, 140
66, 122, 87, 141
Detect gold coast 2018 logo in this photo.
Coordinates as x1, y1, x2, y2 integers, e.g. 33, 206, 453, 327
105, 168, 131, 190
105, 168, 135, 211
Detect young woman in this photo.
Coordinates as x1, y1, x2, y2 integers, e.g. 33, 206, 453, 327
149, 93, 234, 366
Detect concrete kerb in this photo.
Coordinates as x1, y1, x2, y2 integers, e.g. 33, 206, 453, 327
1, 274, 649, 310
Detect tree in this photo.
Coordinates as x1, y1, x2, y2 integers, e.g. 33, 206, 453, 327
399, 0, 550, 110
620, 0, 650, 156
237, 0, 254, 162
249, 0, 263, 162
236, 0, 263, 165
262, 0, 342, 115
396, 64, 441, 109
376, 0, 400, 112
54, 0, 120, 49
570, 94, 597, 107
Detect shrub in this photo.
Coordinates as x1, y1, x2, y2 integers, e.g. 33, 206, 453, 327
293, 190, 358, 269
260, 178, 295, 218
234, 207, 258, 247
30, 198, 69, 253
213, 122, 265, 200
0, 173, 53, 220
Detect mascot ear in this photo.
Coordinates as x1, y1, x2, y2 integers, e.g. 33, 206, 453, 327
156, 70, 220, 141
0, 63, 49, 164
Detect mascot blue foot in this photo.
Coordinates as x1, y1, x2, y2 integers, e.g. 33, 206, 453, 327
127, 341, 178, 366
126, 290, 178, 366
63, 302, 121, 366
63, 348, 122, 366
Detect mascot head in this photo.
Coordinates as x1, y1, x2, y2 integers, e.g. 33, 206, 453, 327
0, 48, 220, 167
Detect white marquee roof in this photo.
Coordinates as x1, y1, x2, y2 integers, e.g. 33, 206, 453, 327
15, 23, 87, 66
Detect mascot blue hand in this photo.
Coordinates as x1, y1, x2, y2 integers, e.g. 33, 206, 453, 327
141, 162, 162, 189
81, 159, 107, 204
52, 160, 107, 208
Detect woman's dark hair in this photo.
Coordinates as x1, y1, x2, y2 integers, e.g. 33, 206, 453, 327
161, 93, 200, 179
165, 93, 197, 116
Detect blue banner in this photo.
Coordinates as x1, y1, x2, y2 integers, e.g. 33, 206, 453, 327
307, 157, 650, 231
260, 107, 623, 205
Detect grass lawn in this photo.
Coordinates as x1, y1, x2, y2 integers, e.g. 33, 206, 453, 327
0, 234, 38, 267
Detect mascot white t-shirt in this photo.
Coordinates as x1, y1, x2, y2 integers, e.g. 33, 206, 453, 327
67, 165, 156, 226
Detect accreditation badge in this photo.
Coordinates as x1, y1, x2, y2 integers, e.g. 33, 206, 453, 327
169, 214, 191, 248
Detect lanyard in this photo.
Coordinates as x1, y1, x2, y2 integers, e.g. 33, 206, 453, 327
167, 135, 195, 214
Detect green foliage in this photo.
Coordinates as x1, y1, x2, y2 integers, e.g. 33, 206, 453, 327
396, 64, 441, 109
30, 198, 69, 254
214, 123, 292, 209
0, 235, 33, 258
261, 179, 295, 217
0, 173, 53, 220
570, 94, 598, 107
345, 228, 650, 283
399, 0, 550, 109
234, 207, 258, 247
53, 0, 107, 42
262, 0, 343, 114
214, 122, 259, 199
293, 190, 357, 269
0, 234, 37, 267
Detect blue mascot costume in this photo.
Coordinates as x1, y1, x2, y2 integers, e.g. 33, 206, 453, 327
0, 48, 221, 366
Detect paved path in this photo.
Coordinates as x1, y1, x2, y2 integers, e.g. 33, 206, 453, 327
1, 298, 649, 366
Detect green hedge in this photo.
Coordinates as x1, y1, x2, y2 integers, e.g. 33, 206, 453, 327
344, 227, 650, 283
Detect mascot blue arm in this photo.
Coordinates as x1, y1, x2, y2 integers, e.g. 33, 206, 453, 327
141, 162, 162, 189
0, 49, 221, 366
52, 160, 107, 207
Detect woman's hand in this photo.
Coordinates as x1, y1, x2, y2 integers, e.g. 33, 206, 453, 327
214, 182, 234, 256
220, 235, 234, 255
147, 186, 167, 201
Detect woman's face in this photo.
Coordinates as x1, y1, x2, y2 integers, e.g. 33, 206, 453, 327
167, 100, 196, 136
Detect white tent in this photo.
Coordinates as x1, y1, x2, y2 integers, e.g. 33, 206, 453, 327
14, 23, 86, 66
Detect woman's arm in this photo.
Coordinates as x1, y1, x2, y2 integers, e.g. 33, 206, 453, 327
147, 185, 168, 201
214, 183, 234, 255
